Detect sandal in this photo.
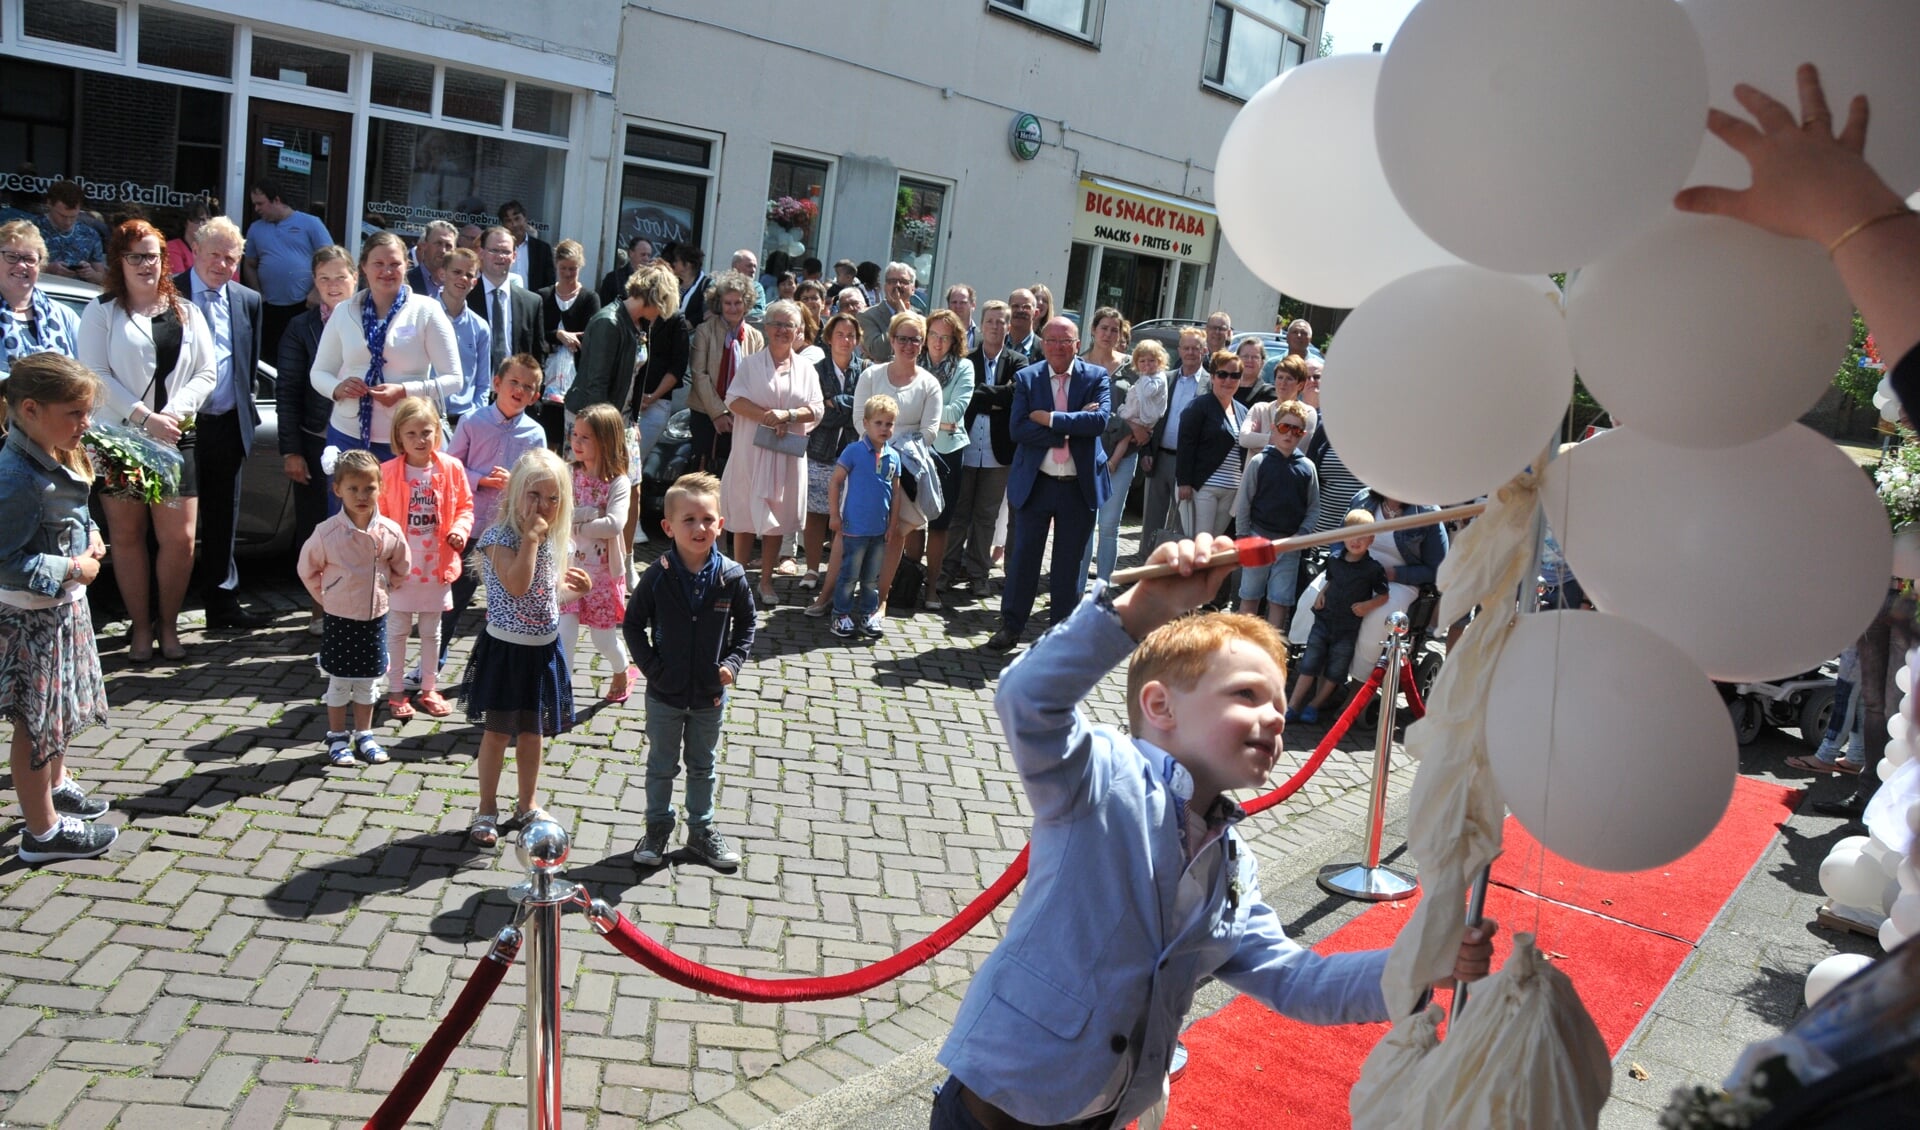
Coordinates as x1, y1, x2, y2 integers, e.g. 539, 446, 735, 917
387, 694, 415, 721
326, 734, 355, 766
798, 571, 820, 591
354, 735, 391, 765
468, 813, 500, 847
499, 805, 550, 835
606, 666, 638, 704
1786, 754, 1852, 774
414, 690, 452, 717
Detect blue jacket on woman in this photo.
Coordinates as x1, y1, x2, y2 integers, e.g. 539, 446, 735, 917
1173, 391, 1245, 490
1351, 488, 1450, 586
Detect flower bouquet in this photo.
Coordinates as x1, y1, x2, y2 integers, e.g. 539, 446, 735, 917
766, 196, 818, 228
897, 214, 938, 252
1876, 429, 1920, 531
83, 421, 182, 505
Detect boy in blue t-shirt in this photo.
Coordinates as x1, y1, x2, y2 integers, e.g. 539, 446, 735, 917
828, 395, 902, 639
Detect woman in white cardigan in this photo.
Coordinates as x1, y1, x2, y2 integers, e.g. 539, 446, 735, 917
309, 232, 461, 478
76, 219, 219, 661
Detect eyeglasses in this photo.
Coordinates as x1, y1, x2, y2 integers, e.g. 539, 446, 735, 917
1274, 423, 1306, 438
1214, 370, 1241, 380
891, 334, 923, 345
122, 252, 162, 266
0, 251, 41, 266
766, 321, 800, 331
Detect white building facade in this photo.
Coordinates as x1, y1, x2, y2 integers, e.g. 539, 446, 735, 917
3, 0, 1322, 330
609, 0, 1323, 327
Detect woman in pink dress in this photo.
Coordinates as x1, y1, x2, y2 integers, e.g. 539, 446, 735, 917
719, 300, 824, 607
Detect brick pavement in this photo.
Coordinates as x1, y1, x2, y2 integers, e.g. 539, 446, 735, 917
0, 536, 1411, 1129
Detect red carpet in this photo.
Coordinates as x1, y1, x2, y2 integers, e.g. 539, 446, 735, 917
1160, 777, 1801, 1129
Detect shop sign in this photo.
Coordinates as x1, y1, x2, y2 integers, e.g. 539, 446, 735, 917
277, 150, 312, 175
0, 173, 214, 209
1009, 113, 1042, 161
1071, 178, 1217, 265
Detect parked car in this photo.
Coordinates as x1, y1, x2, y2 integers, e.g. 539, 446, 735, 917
40, 276, 297, 557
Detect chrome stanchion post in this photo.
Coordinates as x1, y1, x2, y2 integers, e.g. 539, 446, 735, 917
1317, 613, 1419, 901
513, 819, 578, 1130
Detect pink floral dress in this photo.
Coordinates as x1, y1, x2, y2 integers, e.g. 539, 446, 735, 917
560, 466, 629, 629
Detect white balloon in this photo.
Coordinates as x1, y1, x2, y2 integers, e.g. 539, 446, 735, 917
1215, 54, 1459, 308
1543, 425, 1891, 680
1320, 266, 1572, 505
1900, 666, 1913, 695
1883, 915, 1909, 953
1881, 758, 1897, 782
1886, 736, 1916, 768
1487, 611, 1735, 872
1806, 953, 1876, 1006
1835, 834, 1875, 856
1892, 714, 1912, 745
1910, 801, 1920, 837
1902, 857, 1920, 894
1884, 397, 1904, 425
1566, 214, 1851, 448
1885, 876, 1905, 915
1375, 0, 1707, 273
1897, 894, 1920, 936
1895, 527, 1920, 582
1683, 0, 1920, 195
1821, 846, 1886, 909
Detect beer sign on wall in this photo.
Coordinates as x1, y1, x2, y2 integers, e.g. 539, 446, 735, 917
1073, 178, 1218, 265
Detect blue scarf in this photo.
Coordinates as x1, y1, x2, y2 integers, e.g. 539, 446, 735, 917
0, 287, 78, 372
356, 286, 410, 445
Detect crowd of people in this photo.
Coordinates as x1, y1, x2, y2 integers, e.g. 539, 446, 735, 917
0, 164, 1470, 866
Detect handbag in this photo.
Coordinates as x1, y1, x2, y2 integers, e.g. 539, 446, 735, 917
543, 347, 577, 399
752, 421, 808, 457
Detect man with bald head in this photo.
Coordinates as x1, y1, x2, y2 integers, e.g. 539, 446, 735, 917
985, 317, 1111, 653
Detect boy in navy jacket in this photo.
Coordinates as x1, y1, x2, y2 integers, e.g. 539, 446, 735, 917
623, 472, 754, 869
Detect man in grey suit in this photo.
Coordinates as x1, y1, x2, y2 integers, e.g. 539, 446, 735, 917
178, 217, 270, 628
856, 261, 919, 362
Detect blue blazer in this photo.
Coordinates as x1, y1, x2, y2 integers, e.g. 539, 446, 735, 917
173, 270, 263, 452
1006, 357, 1111, 511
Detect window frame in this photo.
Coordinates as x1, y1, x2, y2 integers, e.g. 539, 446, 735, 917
1200, 0, 1322, 104
614, 118, 724, 265
890, 172, 955, 304
984, 0, 1104, 49
18, 0, 125, 62
763, 147, 835, 277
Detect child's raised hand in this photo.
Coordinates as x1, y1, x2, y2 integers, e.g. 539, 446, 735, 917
1112, 533, 1239, 639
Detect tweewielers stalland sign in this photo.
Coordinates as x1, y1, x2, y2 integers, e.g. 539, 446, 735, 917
1072, 179, 1218, 265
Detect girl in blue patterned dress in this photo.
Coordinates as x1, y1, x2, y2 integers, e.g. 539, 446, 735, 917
463, 447, 593, 846
0, 354, 116, 863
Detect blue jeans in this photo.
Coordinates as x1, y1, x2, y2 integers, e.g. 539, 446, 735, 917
1298, 617, 1359, 683
1082, 449, 1139, 585
833, 533, 885, 618
644, 693, 726, 827
636, 399, 672, 463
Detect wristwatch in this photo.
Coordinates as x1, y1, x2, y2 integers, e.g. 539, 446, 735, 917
66, 558, 83, 583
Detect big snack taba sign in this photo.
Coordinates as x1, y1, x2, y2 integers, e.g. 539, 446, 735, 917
1072, 179, 1218, 265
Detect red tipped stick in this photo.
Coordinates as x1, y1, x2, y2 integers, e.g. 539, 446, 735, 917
1108, 501, 1486, 587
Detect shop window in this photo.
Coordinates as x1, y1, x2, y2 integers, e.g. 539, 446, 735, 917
1203, 0, 1317, 101
0, 60, 75, 176
764, 153, 828, 270
22, 0, 118, 53
136, 7, 231, 78
512, 84, 571, 138
251, 36, 349, 93
363, 118, 562, 237
371, 54, 433, 114
618, 124, 717, 255
443, 69, 505, 127
989, 0, 1100, 41
890, 178, 948, 296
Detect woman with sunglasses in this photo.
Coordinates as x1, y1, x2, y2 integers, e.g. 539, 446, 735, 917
1239, 353, 1320, 452
851, 311, 943, 619
75, 219, 221, 661
1173, 350, 1252, 541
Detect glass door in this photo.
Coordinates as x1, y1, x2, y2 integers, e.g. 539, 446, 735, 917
245, 99, 352, 241
1095, 250, 1167, 328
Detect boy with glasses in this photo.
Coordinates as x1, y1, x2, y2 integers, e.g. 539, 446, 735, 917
1234, 400, 1320, 631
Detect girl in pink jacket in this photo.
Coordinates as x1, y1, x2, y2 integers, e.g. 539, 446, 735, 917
379, 398, 474, 720
298, 449, 411, 766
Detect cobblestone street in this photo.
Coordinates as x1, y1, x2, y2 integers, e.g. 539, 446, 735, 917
0, 544, 1411, 1129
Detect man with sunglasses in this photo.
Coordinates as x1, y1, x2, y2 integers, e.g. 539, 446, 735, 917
1235, 401, 1319, 630
856, 261, 919, 362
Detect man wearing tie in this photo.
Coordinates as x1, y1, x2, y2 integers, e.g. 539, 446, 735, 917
499, 200, 555, 292
471, 225, 547, 381
985, 317, 1110, 653
179, 217, 270, 629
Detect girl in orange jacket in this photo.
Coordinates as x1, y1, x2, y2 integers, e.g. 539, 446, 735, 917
379, 397, 475, 719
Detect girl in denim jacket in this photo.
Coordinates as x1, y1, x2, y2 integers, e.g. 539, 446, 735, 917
0, 354, 116, 863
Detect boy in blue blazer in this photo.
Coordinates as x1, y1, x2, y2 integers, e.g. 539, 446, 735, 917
934, 534, 1498, 1129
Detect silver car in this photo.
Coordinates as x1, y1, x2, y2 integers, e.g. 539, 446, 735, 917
39, 276, 296, 557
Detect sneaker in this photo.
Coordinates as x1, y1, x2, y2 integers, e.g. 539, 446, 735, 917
403, 666, 423, 692
633, 822, 673, 866
831, 615, 858, 638
685, 825, 741, 868
861, 615, 885, 639
50, 779, 109, 819
19, 816, 117, 864
1299, 706, 1319, 725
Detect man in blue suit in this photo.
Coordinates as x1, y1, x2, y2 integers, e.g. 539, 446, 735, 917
178, 217, 270, 629
985, 318, 1110, 653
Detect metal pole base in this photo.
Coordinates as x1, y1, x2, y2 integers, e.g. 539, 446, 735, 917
1317, 861, 1419, 901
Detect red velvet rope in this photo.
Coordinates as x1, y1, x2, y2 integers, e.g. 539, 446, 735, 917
364, 932, 518, 1130
1399, 656, 1427, 721
594, 664, 1389, 1003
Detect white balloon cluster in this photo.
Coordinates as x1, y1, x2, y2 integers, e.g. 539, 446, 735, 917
1212, 0, 1912, 874
1809, 656, 1920, 1005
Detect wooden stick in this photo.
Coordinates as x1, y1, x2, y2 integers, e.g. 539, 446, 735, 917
1109, 501, 1488, 586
